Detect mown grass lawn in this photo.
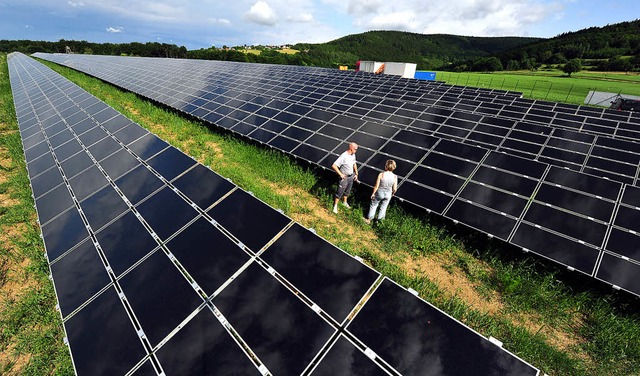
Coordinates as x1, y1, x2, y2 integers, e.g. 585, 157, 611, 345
435, 70, 640, 104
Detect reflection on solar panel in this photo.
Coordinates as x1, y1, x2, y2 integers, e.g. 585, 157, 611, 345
34, 53, 640, 188
10, 52, 538, 375
33, 53, 640, 298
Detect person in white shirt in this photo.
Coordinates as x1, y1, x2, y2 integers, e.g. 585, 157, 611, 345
364, 159, 397, 224
331, 142, 359, 214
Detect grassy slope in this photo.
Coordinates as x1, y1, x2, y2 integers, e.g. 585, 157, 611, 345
0, 54, 74, 375
2, 53, 640, 375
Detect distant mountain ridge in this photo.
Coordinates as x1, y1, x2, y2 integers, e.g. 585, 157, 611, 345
293, 31, 543, 70
292, 20, 640, 71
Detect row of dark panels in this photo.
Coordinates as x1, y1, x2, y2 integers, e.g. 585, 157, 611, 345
10, 52, 539, 375
41, 53, 523, 106
40, 53, 639, 127
40, 53, 637, 141
37, 53, 640, 137
28, 53, 640, 297
34, 53, 640, 187
17, 66, 640, 272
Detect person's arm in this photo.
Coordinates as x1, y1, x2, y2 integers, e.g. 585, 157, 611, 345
332, 164, 345, 179
371, 173, 382, 199
353, 162, 358, 181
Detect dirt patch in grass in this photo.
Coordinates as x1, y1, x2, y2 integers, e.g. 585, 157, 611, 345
403, 254, 505, 314
0, 193, 19, 207
0, 222, 32, 299
0, 145, 13, 170
204, 141, 224, 159
0, 222, 34, 375
0, 341, 32, 375
514, 310, 588, 364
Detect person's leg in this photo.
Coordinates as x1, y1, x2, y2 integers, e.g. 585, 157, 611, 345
377, 192, 392, 220
367, 194, 381, 220
333, 178, 347, 213
341, 176, 354, 208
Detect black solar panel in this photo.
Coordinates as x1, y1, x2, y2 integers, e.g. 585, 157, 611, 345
35, 53, 640, 188
31, 52, 640, 297
347, 278, 538, 375
10, 52, 539, 375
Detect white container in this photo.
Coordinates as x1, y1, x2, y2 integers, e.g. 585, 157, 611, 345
383, 62, 417, 78
358, 61, 385, 74
357, 61, 417, 78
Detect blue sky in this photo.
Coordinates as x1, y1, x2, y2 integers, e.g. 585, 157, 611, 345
0, 0, 638, 50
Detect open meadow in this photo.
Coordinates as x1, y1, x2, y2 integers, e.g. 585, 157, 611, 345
435, 70, 640, 105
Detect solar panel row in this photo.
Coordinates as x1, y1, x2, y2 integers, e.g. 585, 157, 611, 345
35, 53, 640, 187
9, 52, 538, 375
33, 53, 640, 298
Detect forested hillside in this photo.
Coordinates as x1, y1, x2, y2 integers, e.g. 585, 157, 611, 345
293, 31, 542, 70
448, 19, 640, 71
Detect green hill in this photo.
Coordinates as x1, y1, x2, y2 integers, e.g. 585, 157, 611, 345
293, 30, 542, 70
447, 19, 640, 72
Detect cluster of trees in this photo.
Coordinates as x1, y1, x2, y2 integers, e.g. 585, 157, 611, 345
187, 47, 305, 65
447, 19, 640, 73
0, 39, 187, 58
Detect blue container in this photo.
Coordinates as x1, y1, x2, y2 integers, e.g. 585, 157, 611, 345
414, 71, 436, 81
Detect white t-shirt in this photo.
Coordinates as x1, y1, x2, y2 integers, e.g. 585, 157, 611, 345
333, 151, 356, 176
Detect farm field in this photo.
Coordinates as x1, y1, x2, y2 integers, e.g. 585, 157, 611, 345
435, 70, 640, 105
1, 53, 640, 375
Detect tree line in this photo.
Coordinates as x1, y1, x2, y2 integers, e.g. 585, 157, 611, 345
0, 39, 187, 58
3, 19, 639, 73
448, 19, 640, 72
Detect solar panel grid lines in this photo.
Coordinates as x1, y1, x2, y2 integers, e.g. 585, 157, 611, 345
346, 278, 539, 376
305, 334, 397, 375
35, 53, 640, 189
9, 52, 543, 375
9, 54, 165, 375
10, 53, 268, 374
32, 52, 640, 297
596, 184, 640, 296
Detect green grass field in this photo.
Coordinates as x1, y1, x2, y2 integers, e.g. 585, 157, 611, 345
435, 70, 640, 104
2, 54, 640, 375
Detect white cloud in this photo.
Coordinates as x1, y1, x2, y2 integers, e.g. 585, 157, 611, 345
346, 0, 384, 16
244, 1, 278, 26
67, 1, 84, 7
329, 0, 563, 36
287, 12, 313, 22
106, 26, 124, 33
366, 10, 419, 31
89, 1, 187, 23
209, 18, 231, 25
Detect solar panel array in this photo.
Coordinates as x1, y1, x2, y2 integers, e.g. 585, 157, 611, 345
9, 52, 539, 375
34, 53, 640, 298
